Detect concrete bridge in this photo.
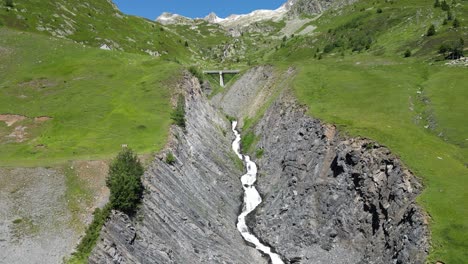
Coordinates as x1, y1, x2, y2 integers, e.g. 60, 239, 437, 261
203, 70, 240, 87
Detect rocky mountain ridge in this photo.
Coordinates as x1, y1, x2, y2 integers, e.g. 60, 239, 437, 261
156, 0, 352, 27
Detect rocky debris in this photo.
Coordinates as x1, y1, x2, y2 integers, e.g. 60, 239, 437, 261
100, 44, 111, 50
0, 167, 79, 264
89, 74, 266, 263
445, 57, 468, 67
249, 93, 429, 264
287, 0, 357, 17
34, 116, 53, 123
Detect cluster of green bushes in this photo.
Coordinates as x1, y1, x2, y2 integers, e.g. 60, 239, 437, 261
188, 66, 204, 82
439, 38, 464, 59
4, 0, 13, 7
68, 205, 111, 263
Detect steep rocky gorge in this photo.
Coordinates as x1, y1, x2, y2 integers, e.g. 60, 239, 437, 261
90, 75, 266, 264
90, 68, 429, 263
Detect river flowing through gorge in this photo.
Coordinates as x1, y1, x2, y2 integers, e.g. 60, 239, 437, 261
231, 121, 285, 264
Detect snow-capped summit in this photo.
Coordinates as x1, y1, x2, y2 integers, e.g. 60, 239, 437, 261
157, 1, 298, 27
206, 3, 290, 28
204, 12, 225, 23
156, 12, 192, 25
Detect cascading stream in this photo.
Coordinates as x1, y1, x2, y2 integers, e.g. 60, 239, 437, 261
231, 121, 284, 264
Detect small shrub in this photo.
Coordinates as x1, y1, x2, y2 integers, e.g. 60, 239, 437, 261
323, 44, 334, 53
441, 0, 450, 11
165, 152, 176, 164
226, 115, 236, 123
241, 132, 256, 153
434, 0, 441, 7
442, 19, 448, 25
171, 95, 186, 129
376, 8, 383, 14
106, 148, 144, 215
188, 66, 204, 81
255, 149, 264, 158
453, 18, 460, 28
427, 24, 436, 36
4, 0, 13, 7
447, 10, 453, 20
404, 49, 412, 58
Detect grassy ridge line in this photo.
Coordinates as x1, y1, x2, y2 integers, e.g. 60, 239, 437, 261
0, 28, 181, 166
0, 0, 192, 60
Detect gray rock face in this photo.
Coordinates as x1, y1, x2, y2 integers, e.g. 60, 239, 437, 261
287, 0, 357, 16
212, 66, 274, 119
249, 94, 429, 263
89, 75, 266, 264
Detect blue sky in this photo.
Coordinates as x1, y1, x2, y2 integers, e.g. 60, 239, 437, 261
112, 0, 286, 20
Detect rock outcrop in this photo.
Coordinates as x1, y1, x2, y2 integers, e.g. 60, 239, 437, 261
247, 93, 429, 263
89, 74, 266, 263
287, 0, 357, 16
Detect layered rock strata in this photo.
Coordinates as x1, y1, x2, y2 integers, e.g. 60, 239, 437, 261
89, 75, 266, 263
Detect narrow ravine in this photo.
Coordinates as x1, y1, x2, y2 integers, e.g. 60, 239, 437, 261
231, 121, 285, 264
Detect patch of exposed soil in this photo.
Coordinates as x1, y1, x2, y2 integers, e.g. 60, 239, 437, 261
72, 160, 110, 223
19, 78, 58, 90
34, 116, 53, 123
1, 115, 53, 143
0, 114, 27, 127
7, 126, 27, 143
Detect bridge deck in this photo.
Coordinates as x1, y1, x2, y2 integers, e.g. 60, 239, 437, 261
203, 70, 240, 74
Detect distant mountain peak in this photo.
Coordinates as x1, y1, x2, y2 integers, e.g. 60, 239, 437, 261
204, 12, 225, 23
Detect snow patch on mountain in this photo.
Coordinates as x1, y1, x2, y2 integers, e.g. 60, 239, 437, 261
156, 12, 192, 25
205, 3, 290, 28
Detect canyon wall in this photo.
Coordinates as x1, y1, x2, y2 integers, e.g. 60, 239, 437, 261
91, 68, 429, 264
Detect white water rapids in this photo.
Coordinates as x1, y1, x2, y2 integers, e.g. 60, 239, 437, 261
231, 121, 285, 264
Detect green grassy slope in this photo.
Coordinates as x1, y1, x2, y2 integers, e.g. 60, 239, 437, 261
0, 28, 181, 166
0, 0, 193, 61
265, 0, 467, 262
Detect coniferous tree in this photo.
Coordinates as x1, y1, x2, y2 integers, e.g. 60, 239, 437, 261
453, 18, 460, 28
427, 24, 436, 36
447, 10, 453, 21
106, 148, 144, 215
441, 0, 450, 11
